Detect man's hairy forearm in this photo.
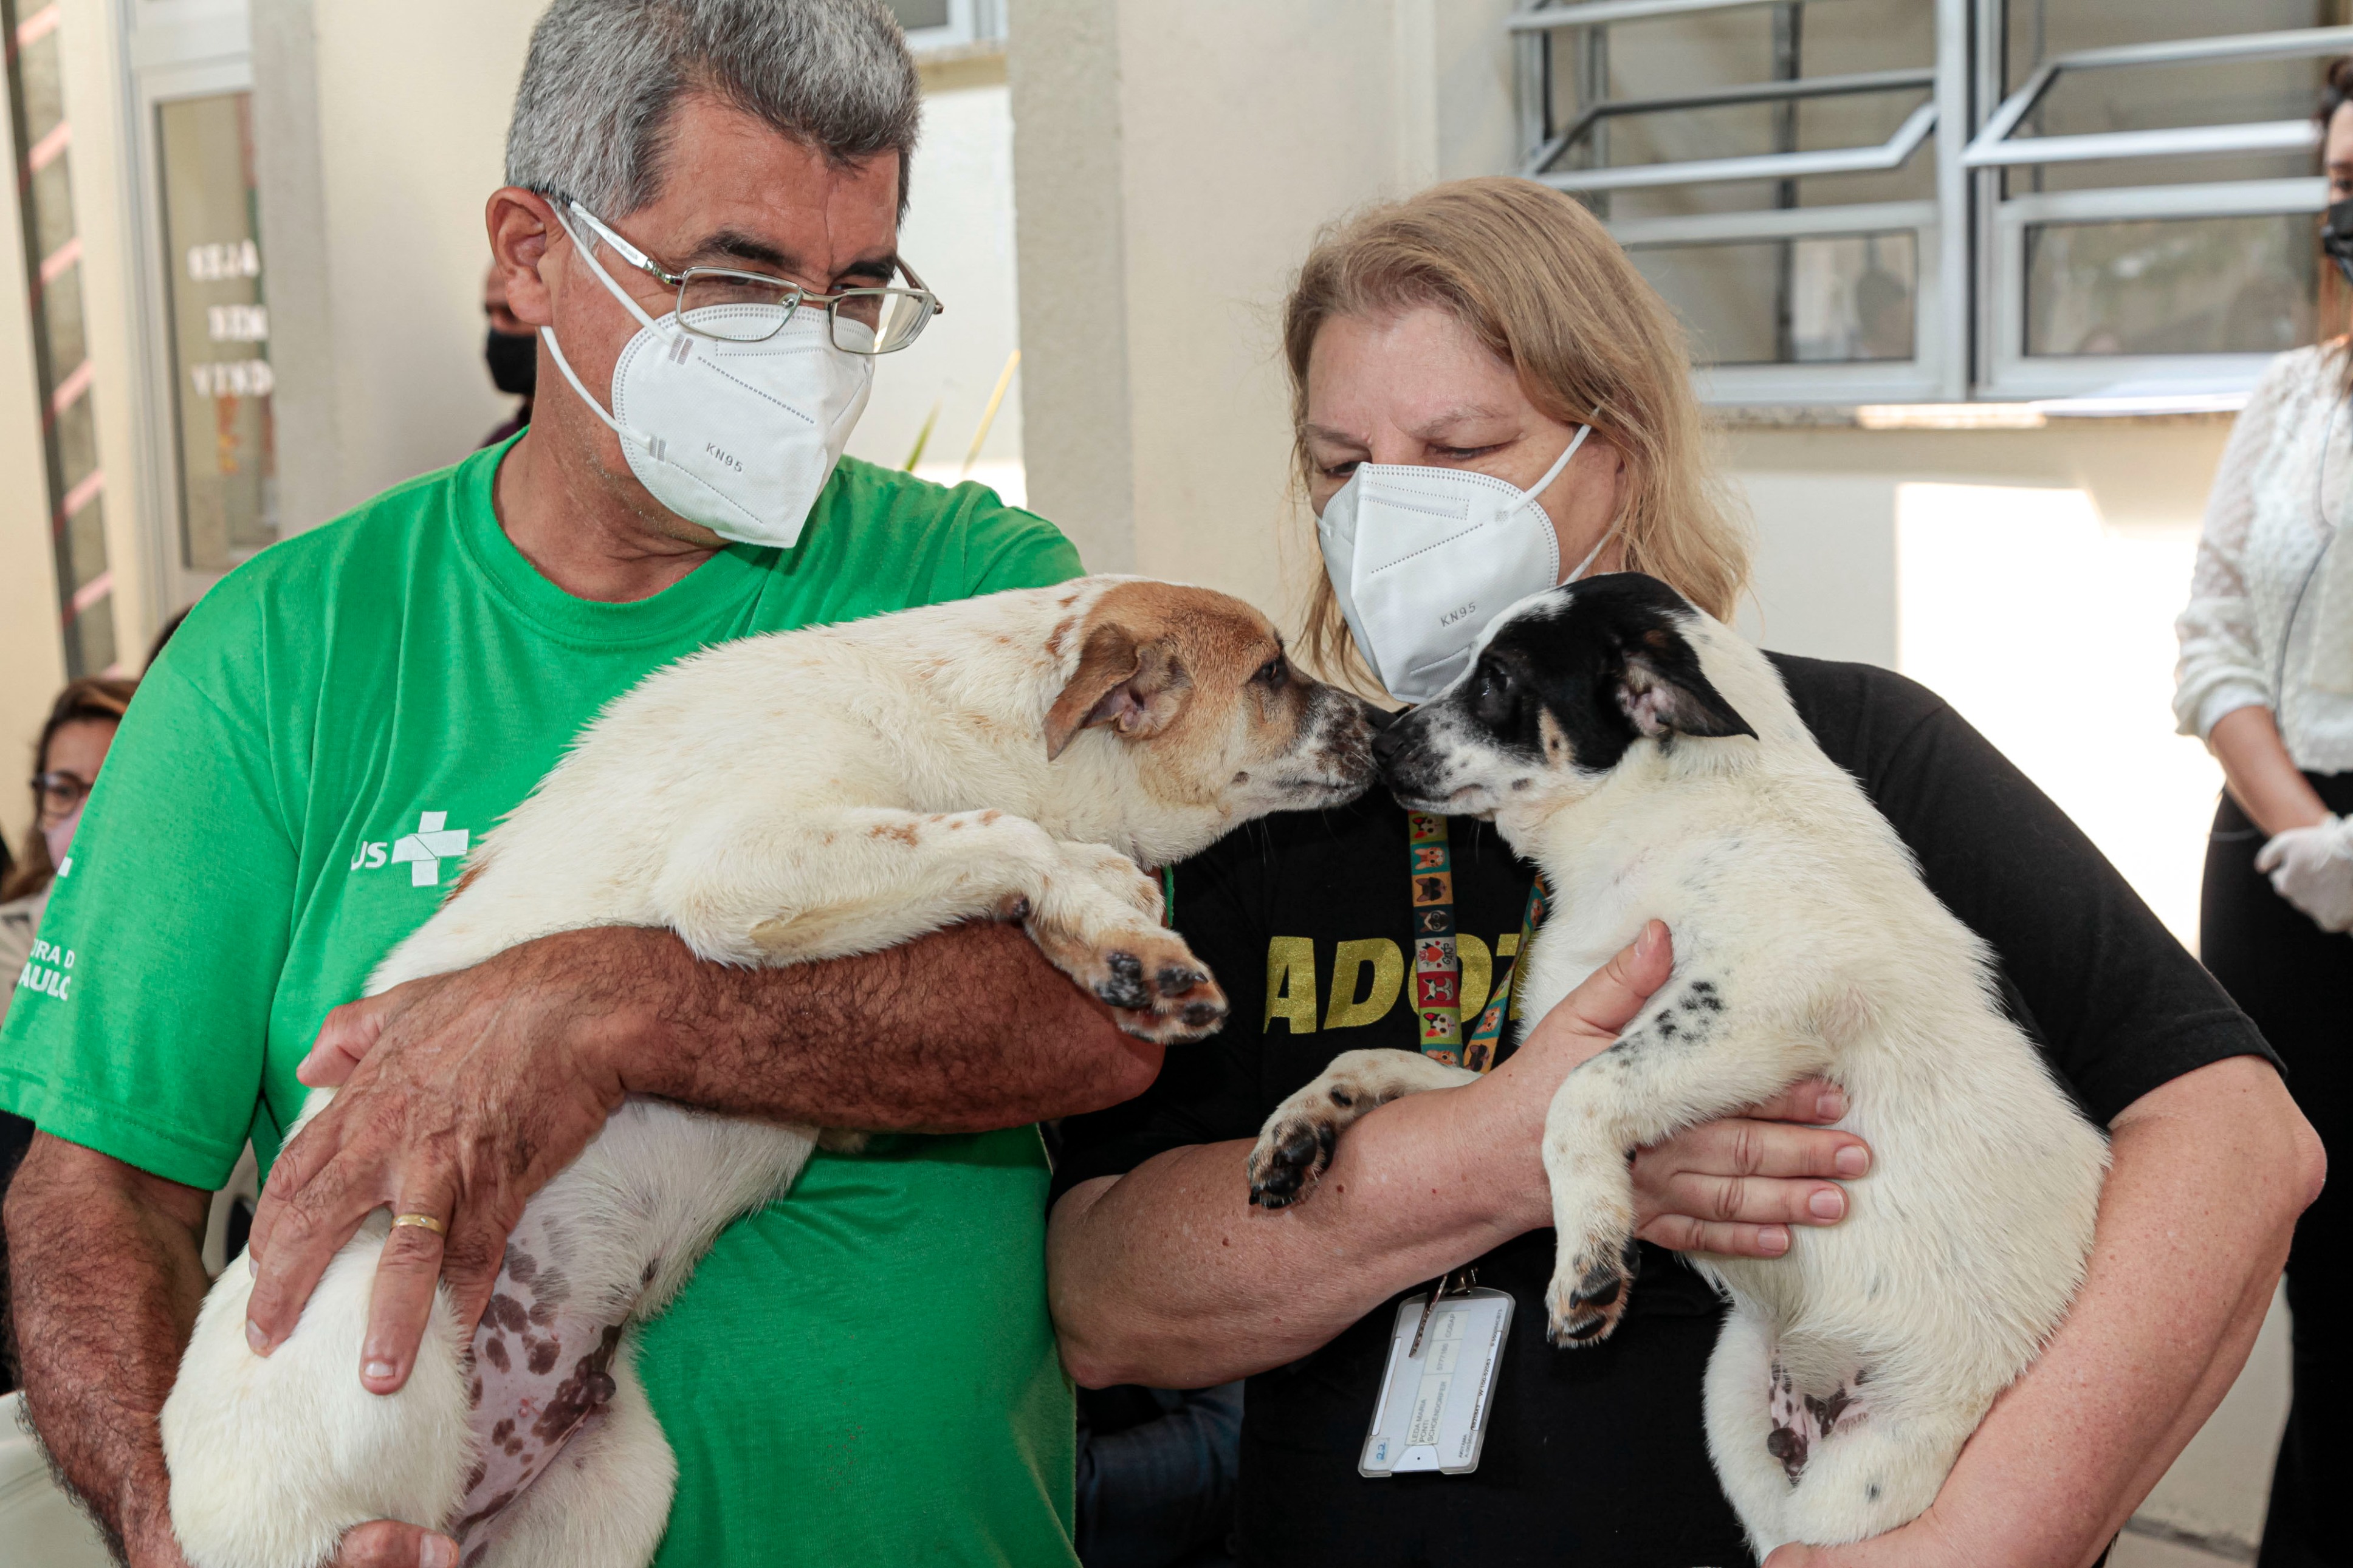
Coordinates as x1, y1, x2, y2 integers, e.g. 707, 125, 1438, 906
5, 1134, 211, 1563
564, 920, 1163, 1131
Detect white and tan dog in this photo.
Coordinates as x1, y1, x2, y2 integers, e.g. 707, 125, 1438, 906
1246, 573, 2106, 1556
162, 576, 1373, 1568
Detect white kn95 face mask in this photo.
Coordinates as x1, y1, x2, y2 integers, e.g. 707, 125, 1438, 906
538, 208, 874, 550
1317, 422, 1609, 702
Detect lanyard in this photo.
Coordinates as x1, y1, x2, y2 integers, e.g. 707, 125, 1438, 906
1407, 813, 1547, 1073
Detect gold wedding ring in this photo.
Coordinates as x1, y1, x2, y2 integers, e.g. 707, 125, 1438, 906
391, 1212, 448, 1236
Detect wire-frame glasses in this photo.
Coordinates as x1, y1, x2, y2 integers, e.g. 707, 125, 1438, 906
565, 200, 943, 353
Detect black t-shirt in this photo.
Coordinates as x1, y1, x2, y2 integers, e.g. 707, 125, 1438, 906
1053, 653, 2276, 1568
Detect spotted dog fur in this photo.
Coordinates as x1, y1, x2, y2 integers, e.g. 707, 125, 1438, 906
1249, 574, 2107, 1557
160, 578, 1376, 1568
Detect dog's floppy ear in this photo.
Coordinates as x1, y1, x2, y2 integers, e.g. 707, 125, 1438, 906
1045, 621, 1187, 760
1615, 628, 1756, 741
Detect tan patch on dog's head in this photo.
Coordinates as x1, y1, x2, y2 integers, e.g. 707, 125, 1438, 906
1045, 583, 1282, 758
1043, 581, 1370, 812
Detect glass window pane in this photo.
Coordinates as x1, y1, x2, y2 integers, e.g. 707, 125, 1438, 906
157, 91, 278, 573
64, 597, 117, 682
66, 495, 109, 595
2023, 55, 2328, 139
2005, 0, 2329, 97
1585, 89, 1930, 169
2024, 214, 2316, 356
1545, 0, 1934, 222
886, 0, 951, 31
30, 154, 77, 263
1629, 231, 1915, 366
40, 261, 86, 378
53, 387, 98, 494
5, 0, 111, 676
14, 30, 64, 142
1999, 2, 2335, 193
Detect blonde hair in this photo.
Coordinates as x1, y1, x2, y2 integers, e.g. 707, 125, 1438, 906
1283, 176, 1753, 692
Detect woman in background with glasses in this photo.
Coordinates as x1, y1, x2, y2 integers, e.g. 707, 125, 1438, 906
2171, 60, 2353, 1568
2, 672, 136, 1406
0, 676, 137, 1029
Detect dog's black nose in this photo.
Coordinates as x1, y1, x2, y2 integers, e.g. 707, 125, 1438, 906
1370, 725, 1407, 769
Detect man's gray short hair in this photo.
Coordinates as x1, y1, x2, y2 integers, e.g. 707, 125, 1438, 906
507, 0, 921, 219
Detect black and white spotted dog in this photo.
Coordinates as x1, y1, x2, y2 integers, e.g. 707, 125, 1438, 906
1247, 573, 2107, 1554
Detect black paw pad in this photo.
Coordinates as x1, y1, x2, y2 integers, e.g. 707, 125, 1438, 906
1155, 964, 1208, 995
1095, 952, 1150, 1009
1246, 1120, 1333, 1208
1570, 1265, 1623, 1309
1181, 1000, 1223, 1029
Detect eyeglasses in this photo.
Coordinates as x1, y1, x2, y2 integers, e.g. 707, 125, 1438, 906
565, 201, 943, 353
32, 770, 91, 823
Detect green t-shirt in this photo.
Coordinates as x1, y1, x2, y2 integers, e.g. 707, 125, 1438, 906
0, 439, 1085, 1566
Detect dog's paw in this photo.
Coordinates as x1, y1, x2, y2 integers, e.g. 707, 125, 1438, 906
1245, 1103, 1339, 1210
1545, 1236, 1641, 1347
1034, 919, 1227, 1042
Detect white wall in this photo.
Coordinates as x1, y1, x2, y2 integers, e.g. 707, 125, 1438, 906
842, 76, 1026, 498
258, 0, 539, 529
1007, 0, 1517, 603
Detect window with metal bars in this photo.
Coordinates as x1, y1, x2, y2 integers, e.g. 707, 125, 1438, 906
1511, 0, 2353, 407
4, 0, 116, 674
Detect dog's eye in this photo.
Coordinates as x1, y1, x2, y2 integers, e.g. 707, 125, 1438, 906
1254, 654, 1287, 687
1472, 663, 1515, 724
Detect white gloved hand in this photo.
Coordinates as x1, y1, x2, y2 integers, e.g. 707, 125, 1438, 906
2255, 813, 2353, 933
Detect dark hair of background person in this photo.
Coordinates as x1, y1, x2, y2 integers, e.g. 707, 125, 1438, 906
0, 676, 138, 904
145, 606, 190, 673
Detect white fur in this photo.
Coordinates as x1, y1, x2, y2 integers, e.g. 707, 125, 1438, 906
163, 577, 1369, 1568
1251, 594, 2107, 1557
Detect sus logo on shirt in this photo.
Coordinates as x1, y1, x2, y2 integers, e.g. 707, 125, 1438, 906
349, 809, 473, 886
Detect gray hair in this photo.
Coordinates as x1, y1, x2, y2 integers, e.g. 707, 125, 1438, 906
506, 0, 921, 219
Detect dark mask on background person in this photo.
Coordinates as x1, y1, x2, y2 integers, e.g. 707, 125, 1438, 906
2324, 199, 2353, 290
485, 327, 538, 398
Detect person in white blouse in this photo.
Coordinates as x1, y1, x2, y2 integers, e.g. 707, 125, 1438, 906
2173, 59, 2353, 1568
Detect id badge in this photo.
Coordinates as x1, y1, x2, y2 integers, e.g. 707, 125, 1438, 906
1359, 1286, 1513, 1477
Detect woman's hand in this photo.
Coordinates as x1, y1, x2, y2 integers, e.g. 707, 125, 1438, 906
1632, 1077, 1867, 1258
2256, 814, 2353, 930
1488, 923, 1870, 1258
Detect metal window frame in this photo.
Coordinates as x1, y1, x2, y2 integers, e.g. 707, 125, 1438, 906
1965, 25, 2344, 400
1962, 26, 2351, 171
1514, 0, 1965, 404
112, 0, 255, 618
1621, 205, 1949, 404
1513, 1, 2341, 406
1978, 175, 2325, 400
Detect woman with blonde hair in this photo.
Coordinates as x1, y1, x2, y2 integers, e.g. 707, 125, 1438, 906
1048, 177, 2317, 1566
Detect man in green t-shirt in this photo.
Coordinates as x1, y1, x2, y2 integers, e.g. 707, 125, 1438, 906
0, 4, 1156, 1565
